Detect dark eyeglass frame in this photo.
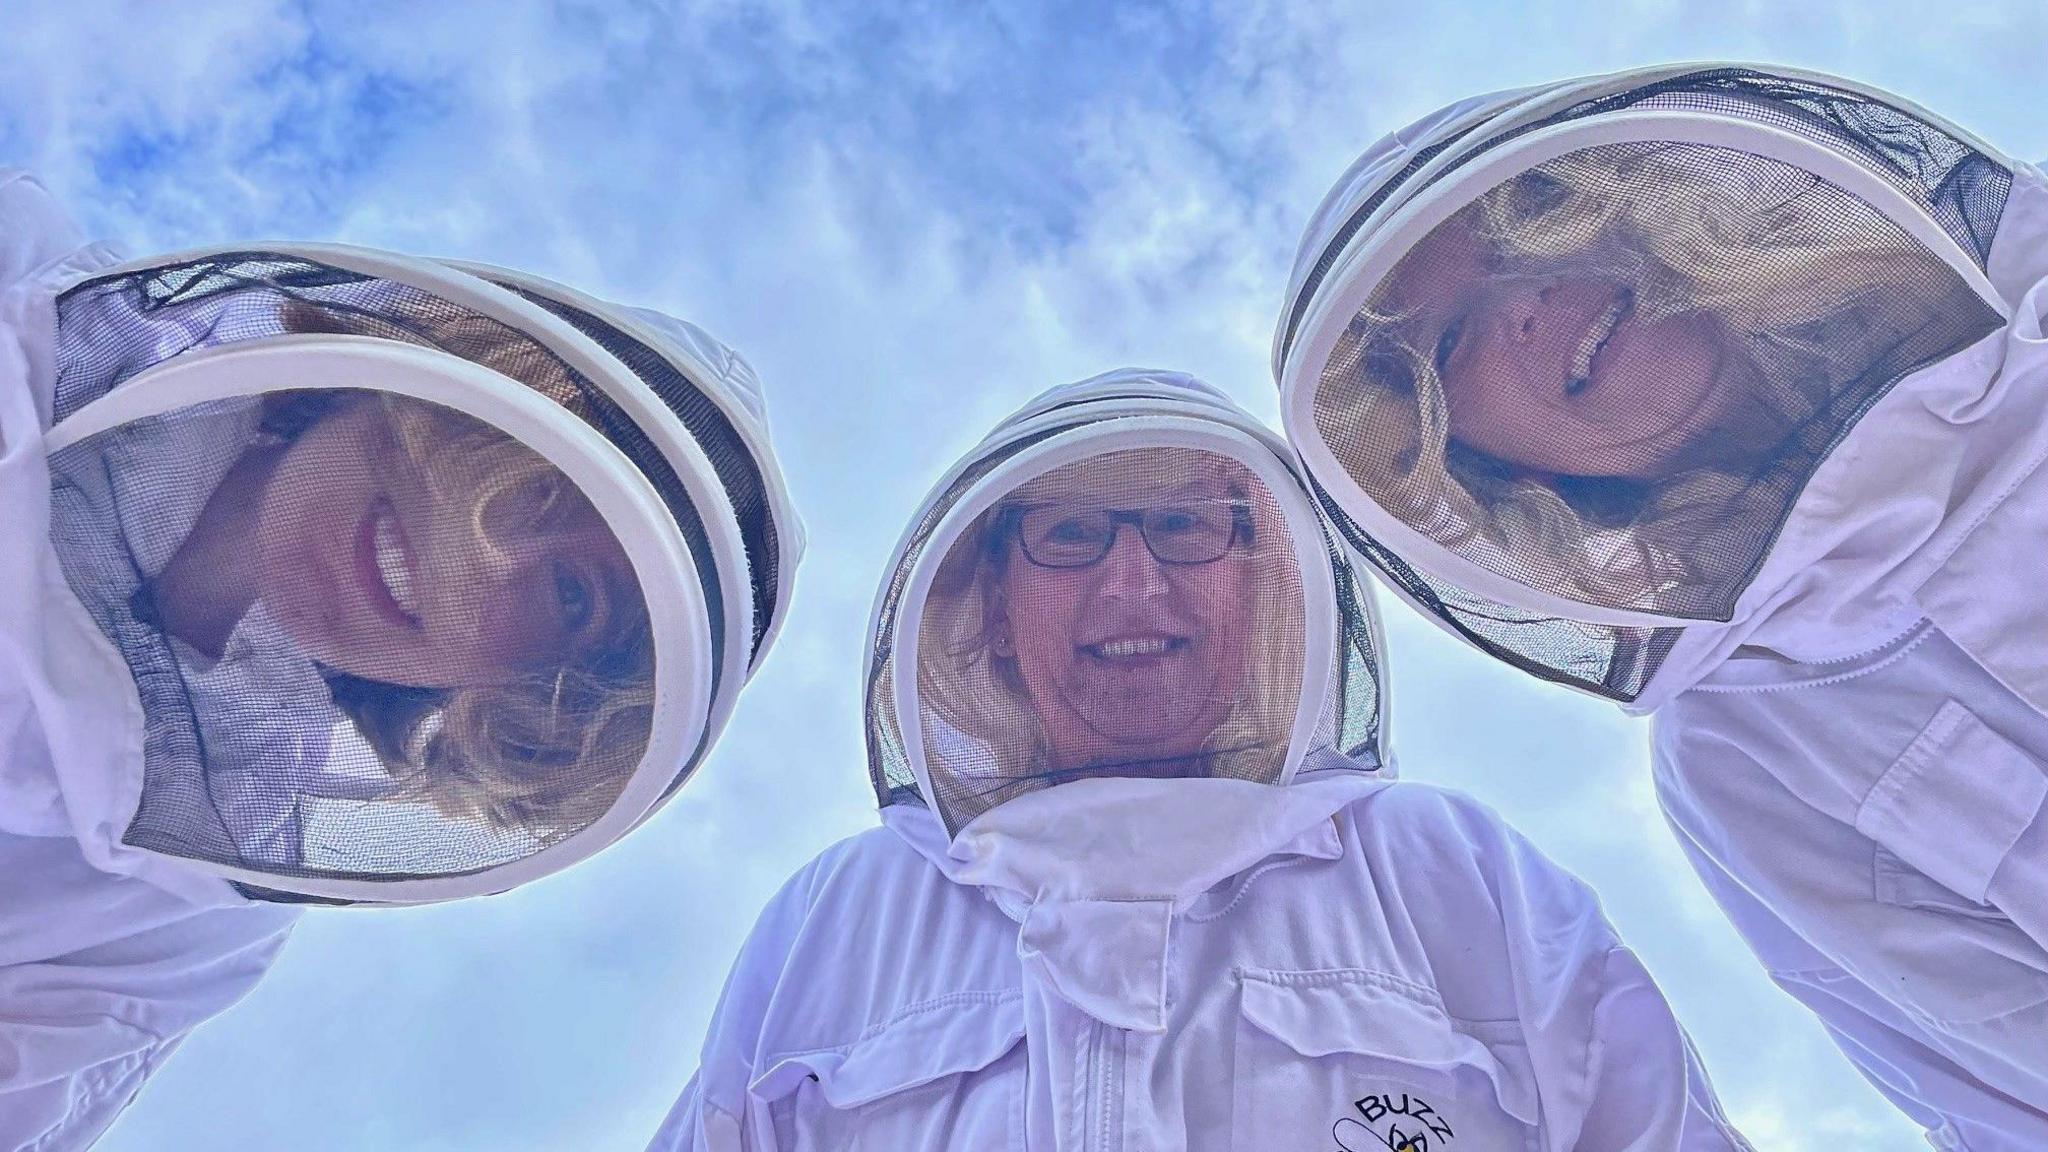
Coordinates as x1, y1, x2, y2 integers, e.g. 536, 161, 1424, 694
995, 500, 1254, 570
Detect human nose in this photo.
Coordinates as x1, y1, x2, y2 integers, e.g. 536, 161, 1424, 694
445, 546, 551, 661
1093, 525, 1169, 602
1490, 275, 1560, 346
416, 501, 523, 625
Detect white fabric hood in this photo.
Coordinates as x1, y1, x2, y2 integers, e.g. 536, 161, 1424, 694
860, 368, 1392, 1028
863, 368, 1391, 827
1, 244, 801, 904
1276, 62, 2048, 713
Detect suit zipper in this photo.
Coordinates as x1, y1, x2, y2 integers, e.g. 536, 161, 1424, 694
1083, 1022, 1126, 1152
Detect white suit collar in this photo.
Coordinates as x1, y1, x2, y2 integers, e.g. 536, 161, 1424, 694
884, 772, 1385, 1031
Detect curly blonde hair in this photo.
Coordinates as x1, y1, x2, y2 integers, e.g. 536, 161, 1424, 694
911, 446, 1306, 825
1317, 140, 1981, 617
280, 296, 655, 841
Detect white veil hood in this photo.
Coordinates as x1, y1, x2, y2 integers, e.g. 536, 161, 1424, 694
862, 368, 1393, 836
1277, 62, 2048, 713
6, 244, 801, 904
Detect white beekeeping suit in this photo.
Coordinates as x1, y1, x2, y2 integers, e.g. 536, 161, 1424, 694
1274, 63, 2048, 1150
651, 370, 1750, 1151
0, 190, 804, 1149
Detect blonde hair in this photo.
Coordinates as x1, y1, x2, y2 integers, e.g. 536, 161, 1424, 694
280, 296, 655, 841
912, 446, 1305, 823
1319, 140, 1972, 615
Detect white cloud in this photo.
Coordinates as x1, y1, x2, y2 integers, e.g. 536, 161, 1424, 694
4, 1, 2031, 1148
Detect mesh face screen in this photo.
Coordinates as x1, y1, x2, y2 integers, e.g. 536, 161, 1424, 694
54, 253, 726, 717
499, 285, 781, 664
915, 447, 1305, 833
867, 431, 1063, 814
46, 388, 655, 881
1302, 139, 2000, 698
1308, 472, 1680, 701
865, 428, 1385, 835
872, 414, 1384, 824
1278, 66, 2012, 367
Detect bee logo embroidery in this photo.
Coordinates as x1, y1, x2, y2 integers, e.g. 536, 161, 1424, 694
1331, 1092, 1454, 1152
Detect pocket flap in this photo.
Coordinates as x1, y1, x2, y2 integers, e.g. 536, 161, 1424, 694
1856, 699, 2047, 904
1238, 969, 1540, 1124
750, 992, 1024, 1110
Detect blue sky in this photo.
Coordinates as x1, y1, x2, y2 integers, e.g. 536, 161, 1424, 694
6, 2, 2043, 1149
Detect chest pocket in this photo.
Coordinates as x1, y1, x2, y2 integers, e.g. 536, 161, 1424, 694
1859, 700, 2047, 911
1230, 970, 1540, 1152
1858, 699, 2048, 1025
1872, 845, 2015, 922
748, 993, 1025, 1152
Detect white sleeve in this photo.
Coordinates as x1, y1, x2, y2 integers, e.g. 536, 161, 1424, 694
1770, 961, 2048, 1150
1441, 797, 1751, 1151
1987, 788, 2048, 949
1575, 945, 1754, 1151
0, 170, 86, 292
647, 1072, 710, 1152
647, 1070, 765, 1152
646, 853, 838, 1152
0, 832, 297, 1152
1663, 798, 2048, 1147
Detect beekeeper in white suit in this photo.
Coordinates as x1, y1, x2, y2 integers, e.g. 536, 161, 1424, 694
1274, 63, 2048, 1149
0, 171, 804, 1149
651, 370, 1750, 1151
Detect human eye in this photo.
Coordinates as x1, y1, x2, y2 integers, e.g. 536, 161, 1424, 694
1432, 312, 1467, 375
1045, 515, 1100, 544
553, 562, 594, 634
1504, 170, 1569, 223
1019, 505, 1113, 564
1156, 501, 1237, 537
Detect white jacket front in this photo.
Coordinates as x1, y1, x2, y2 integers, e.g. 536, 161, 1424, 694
1269, 65, 2048, 1151
1657, 620, 2048, 1152
650, 774, 1750, 1151
1646, 167, 2048, 1151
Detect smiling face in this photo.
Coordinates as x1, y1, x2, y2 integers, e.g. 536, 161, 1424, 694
1298, 136, 2010, 696
1382, 201, 1759, 480
253, 392, 639, 689
985, 451, 1276, 777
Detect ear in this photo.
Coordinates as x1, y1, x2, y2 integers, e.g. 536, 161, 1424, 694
985, 587, 1015, 657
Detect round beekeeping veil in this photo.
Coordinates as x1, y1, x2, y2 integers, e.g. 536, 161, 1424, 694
27, 244, 800, 903
865, 370, 1387, 837
1277, 63, 2035, 708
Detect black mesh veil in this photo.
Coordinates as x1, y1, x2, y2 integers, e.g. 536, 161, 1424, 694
865, 373, 1386, 836
52, 253, 727, 693
1280, 65, 2011, 702
1279, 65, 2011, 369
463, 272, 787, 667
38, 247, 759, 902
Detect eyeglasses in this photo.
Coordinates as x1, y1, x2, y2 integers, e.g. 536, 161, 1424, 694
1001, 500, 1252, 569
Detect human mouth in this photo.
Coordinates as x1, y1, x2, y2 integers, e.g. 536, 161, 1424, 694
354, 497, 422, 629
1080, 635, 1189, 661
1567, 287, 1634, 388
